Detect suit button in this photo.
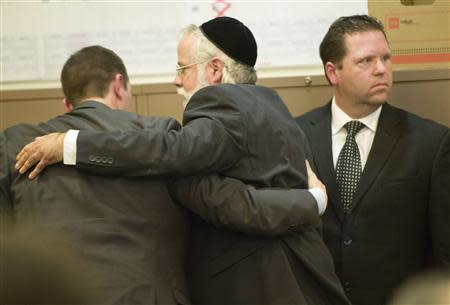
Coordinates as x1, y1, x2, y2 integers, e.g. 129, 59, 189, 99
107, 157, 113, 164
101, 156, 108, 163
343, 238, 353, 246
343, 281, 352, 292
94, 156, 101, 163
88, 155, 95, 162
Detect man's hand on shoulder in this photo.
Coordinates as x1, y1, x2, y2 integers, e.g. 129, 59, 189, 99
15, 132, 66, 179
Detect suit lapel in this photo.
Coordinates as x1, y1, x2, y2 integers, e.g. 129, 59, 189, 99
306, 103, 345, 222
350, 104, 402, 213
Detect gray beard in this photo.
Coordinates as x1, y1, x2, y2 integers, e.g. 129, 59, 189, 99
177, 67, 210, 109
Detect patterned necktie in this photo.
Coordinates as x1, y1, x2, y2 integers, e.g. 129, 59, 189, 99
336, 120, 365, 214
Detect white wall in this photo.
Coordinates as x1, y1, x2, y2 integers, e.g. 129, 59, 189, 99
1, 0, 367, 89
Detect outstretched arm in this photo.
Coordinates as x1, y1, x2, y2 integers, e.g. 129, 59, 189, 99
170, 161, 327, 236
16, 117, 240, 179
16, 87, 245, 179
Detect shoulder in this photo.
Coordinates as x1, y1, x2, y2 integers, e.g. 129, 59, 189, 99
295, 103, 330, 127
185, 84, 245, 115
3, 123, 46, 143
2, 123, 46, 159
193, 84, 277, 99
381, 104, 449, 157
384, 104, 448, 136
129, 112, 181, 131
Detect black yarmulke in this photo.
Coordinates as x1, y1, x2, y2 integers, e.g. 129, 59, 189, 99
200, 16, 257, 67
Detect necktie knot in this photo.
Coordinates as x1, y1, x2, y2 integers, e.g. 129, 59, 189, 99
344, 120, 365, 138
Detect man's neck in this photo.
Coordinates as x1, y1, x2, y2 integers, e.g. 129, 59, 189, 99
334, 97, 381, 119
331, 98, 383, 133
80, 97, 112, 109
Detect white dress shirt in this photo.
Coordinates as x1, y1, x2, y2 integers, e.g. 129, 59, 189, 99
331, 97, 382, 170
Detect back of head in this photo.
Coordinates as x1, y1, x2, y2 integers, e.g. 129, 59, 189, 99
61, 45, 129, 107
320, 14, 386, 70
183, 16, 258, 84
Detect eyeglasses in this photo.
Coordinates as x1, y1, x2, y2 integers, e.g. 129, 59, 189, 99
176, 60, 208, 76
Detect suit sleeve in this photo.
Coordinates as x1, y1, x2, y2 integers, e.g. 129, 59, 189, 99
76, 90, 244, 176
0, 133, 13, 228
170, 175, 320, 236
429, 129, 450, 267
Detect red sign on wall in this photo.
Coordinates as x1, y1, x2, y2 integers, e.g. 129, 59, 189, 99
388, 17, 400, 30
213, 0, 231, 17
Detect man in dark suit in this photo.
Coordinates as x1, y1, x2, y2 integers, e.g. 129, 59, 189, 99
15, 18, 350, 305
296, 15, 450, 305
0, 45, 191, 305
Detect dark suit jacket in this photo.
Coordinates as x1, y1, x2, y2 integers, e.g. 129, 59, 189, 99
296, 102, 450, 305
0, 101, 190, 305
74, 84, 350, 305
170, 174, 322, 237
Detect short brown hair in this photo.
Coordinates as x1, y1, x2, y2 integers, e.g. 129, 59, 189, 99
60, 45, 129, 107
320, 15, 387, 70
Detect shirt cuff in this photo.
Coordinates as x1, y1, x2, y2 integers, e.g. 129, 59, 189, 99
63, 129, 79, 165
308, 187, 327, 215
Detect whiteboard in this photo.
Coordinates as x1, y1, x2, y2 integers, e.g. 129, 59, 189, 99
1, 1, 367, 84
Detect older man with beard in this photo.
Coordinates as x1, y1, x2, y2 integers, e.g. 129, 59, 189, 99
16, 17, 349, 305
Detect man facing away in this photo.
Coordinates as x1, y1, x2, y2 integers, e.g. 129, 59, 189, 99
15, 17, 350, 305
1, 45, 191, 305
296, 15, 450, 305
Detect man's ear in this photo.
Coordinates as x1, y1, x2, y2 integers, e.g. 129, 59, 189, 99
209, 57, 225, 84
325, 62, 339, 86
62, 98, 74, 113
112, 74, 125, 100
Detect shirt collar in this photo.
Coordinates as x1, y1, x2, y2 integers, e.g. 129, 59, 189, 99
331, 97, 382, 135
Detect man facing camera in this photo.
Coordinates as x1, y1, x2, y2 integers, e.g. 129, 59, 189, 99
1, 45, 191, 305
15, 17, 350, 304
296, 15, 450, 305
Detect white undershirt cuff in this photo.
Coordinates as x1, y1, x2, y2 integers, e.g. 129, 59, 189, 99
63, 129, 79, 165
308, 187, 327, 215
